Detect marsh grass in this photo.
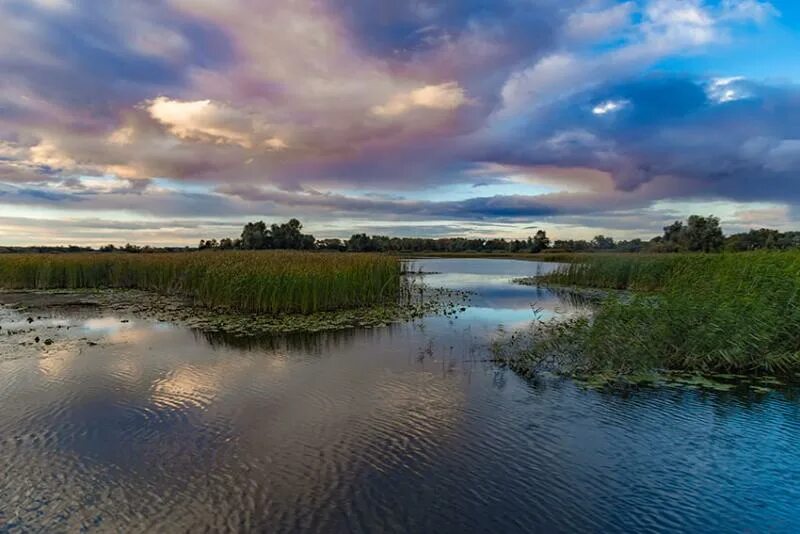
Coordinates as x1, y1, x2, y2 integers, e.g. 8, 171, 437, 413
0, 251, 401, 315
519, 251, 800, 375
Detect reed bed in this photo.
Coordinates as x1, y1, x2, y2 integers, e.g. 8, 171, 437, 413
531, 251, 800, 374
0, 251, 401, 315
540, 253, 690, 291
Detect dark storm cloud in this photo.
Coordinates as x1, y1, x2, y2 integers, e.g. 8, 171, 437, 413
482, 75, 800, 203
0, 0, 233, 133
332, 0, 571, 58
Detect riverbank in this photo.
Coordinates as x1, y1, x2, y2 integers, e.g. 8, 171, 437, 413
501, 251, 800, 381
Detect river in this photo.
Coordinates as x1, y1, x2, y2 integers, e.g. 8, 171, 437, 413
1, 258, 799, 532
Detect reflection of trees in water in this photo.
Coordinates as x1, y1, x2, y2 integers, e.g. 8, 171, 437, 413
194, 323, 401, 354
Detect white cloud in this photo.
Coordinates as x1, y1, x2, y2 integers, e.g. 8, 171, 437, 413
146, 97, 256, 148
707, 76, 747, 102
499, 0, 770, 116
29, 139, 76, 169
566, 2, 635, 43
592, 99, 630, 115
720, 0, 779, 23
372, 82, 467, 117
108, 127, 135, 146
264, 137, 288, 151
645, 0, 713, 27
500, 53, 581, 111
641, 0, 716, 48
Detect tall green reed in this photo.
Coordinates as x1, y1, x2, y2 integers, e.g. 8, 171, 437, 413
536, 251, 800, 374
0, 251, 401, 315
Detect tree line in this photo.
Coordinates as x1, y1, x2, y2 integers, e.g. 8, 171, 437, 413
197, 220, 553, 253
4, 215, 799, 254
555, 216, 800, 253
192, 214, 800, 254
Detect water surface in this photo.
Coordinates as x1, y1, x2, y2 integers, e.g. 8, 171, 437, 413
1, 258, 799, 532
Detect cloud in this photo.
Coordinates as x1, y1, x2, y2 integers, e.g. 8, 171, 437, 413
761, 140, 800, 172
484, 74, 800, 204
0, 0, 796, 244
565, 2, 635, 42
592, 99, 630, 115
146, 97, 265, 148
720, 0, 779, 23
498, 0, 775, 116
372, 82, 467, 117
707, 77, 748, 102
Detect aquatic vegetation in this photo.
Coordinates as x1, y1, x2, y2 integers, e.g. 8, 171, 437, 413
0, 251, 401, 314
0, 283, 470, 337
507, 251, 800, 376
538, 253, 689, 291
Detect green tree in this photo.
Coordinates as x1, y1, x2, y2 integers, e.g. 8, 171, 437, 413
662, 221, 685, 245
685, 215, 724, 252
241, 221, 270, 249
531, 230, 551, 252
347, 233, 374, 252
591, 235, 616, 250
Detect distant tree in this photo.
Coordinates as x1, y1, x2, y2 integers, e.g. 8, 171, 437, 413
237, 219, 315, 250
777, 232, 800, 249
553, 239, 591, 252
591, 235, 616, 250
508, 239, 525, 253
199, 239, 219, 250
685, 215, 724, 252
99, 244, 116, 252
530, 230, 551, 253
725, 228, 781, 251
318, 238, 344, 251
271, 218, 298, 249
347, 233, 374, 252
485, 238, 508, 252
240, 221, 270, 249
615, 238, 644, 253
662, 221, 685, 245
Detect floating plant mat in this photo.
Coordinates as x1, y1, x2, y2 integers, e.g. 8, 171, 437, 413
570, 371, 800, 395
0, 286, 471, 337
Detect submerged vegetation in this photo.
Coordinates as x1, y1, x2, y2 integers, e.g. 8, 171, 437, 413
0, 251, 401, 315
0, 284, 470, 338
505, 251, 800, 377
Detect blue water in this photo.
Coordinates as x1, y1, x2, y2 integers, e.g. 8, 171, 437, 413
0, 258, 798, 532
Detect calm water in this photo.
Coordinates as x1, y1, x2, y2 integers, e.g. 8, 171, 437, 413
1, 258, 799, 532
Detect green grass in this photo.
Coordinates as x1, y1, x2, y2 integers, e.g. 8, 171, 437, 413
0, 251, 401, 315
539, 253, 689, 291
527, 251, 800, 375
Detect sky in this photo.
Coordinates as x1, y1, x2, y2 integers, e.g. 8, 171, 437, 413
1, 0, 799, 246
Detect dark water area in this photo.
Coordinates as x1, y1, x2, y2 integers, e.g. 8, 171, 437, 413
1, 258, 799, 532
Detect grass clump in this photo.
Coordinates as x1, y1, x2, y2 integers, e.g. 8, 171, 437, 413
513, 251, 800, 375
0, 251, 401, 315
